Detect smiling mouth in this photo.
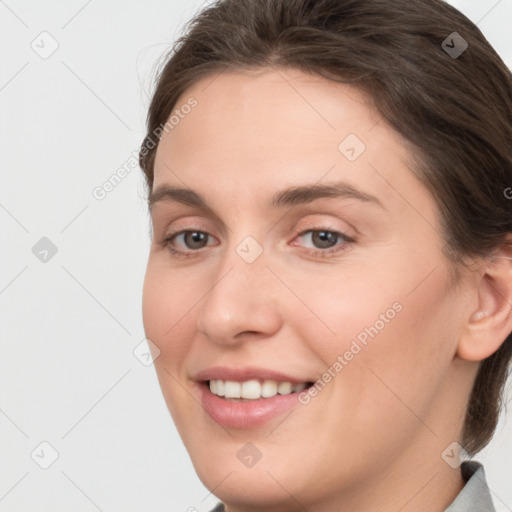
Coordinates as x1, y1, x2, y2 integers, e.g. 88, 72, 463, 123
206, 379, 314, 401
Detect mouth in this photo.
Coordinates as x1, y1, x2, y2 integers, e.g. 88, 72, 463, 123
205, 379, 314, 401
197, 377, 315, 429
194, 366, 317, 428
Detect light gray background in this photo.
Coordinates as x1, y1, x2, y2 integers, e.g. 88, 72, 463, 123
1, 1, 511, 511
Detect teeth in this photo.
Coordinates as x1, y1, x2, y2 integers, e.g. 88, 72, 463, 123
277, 381, 293, 395
261, 380, 278, 398
208, 379, 308, 400
224, 381, 241, 398
241, 380, 261, 399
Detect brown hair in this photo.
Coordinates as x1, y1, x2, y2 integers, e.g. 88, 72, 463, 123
139, 0, 512, 455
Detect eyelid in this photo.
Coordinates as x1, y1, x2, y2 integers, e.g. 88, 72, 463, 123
292, 212, 357, 238
295, 226, 354, 241
152, 211, 229, 239
157, 212, 358, 256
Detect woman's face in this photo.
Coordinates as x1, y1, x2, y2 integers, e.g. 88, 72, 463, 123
142, 68, 474, 510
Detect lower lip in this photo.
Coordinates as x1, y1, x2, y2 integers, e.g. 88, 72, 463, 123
199, 382, 305, 429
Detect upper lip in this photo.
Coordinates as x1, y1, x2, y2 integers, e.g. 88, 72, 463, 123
194, 366, 313, 384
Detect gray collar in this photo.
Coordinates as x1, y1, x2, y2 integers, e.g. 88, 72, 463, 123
444, 461, 495, 511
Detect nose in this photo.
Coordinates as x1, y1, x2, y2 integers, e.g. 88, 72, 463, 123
196, 243, 282, 346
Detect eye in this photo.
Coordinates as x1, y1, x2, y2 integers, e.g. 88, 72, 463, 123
292, 228, 354, 257
159, 230, 217, 256
159, 227, 354, 259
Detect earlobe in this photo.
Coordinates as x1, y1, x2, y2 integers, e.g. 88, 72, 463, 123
468, 310, 489, 323
456, 245, 512, 362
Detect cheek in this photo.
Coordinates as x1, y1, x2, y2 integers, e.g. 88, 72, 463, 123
142, 263, 168, 343
281, 268, 454, 474
287, 253, 456, 415
142, 262, 201, 430
283, 262, 404, 363
142, 261, 195, 367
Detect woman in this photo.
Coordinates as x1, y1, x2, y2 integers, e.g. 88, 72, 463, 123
139, 0, 512, 510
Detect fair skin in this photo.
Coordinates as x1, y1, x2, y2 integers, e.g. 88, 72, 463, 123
142, 67, 512, 512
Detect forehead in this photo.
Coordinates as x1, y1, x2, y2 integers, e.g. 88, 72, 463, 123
152, 67, 424, 215
164, 67, 380, 151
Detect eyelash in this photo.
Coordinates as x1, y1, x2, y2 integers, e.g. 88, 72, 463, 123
158, 227, 355, 259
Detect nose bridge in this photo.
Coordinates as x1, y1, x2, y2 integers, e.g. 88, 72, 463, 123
196, 235, 281, 343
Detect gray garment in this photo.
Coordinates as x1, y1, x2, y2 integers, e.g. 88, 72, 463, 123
209, 460, 495, 511
445, 461, 495, 511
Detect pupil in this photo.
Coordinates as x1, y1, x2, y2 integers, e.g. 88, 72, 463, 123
313, 231, 338, 249
186, 231, 207, 249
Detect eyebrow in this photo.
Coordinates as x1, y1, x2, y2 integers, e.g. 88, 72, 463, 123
148, 180, 386, 213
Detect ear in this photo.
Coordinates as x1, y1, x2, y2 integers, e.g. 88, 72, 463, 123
457, 242, 512, 362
